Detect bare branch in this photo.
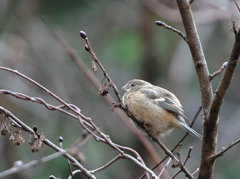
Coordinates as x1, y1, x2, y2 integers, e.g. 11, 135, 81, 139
198, 16, 240, 179
155, 140, 194, 179
233, 0, 240, 12
155, 20, 186, 41
79, 31, 122, 102
90, 155, 122, 174
68, 170, 81, 179
0, 106, 96, 179
184, 146, 193, 166
175, 1, 224, 178
171, 146, 194, 179
77, 117, 154, 179
211, 138, 240, 160
176, 0, 213, 112
158, 158, 172, 178
192, 168, 200, 177
68, 156, 127, 178
209, 62, 228, 81
209, 24, 240, 124
0, 151, 66, 178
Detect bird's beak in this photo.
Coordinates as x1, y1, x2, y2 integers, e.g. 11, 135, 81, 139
121, 85, 127, 92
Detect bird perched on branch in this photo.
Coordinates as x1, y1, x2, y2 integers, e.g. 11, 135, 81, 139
121, 79, 202, 140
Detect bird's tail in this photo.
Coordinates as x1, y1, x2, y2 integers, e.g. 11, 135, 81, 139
180, 122, 202, 140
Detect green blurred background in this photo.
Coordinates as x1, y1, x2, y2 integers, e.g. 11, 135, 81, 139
0, 0, 240, 178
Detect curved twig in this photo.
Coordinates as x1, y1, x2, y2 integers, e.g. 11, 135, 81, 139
0, 107, 96, 179
210, 138, 240, 160
155, 20, 186, 41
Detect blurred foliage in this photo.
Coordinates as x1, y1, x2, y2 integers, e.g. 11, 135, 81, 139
0, 0, 240, 178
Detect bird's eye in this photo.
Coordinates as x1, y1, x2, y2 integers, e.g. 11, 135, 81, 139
131, 83, 136, 87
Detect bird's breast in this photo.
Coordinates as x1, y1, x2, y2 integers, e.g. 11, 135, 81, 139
123, 92, 180, 136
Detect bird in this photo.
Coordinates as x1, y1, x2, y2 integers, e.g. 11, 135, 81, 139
121, 79, 202, 140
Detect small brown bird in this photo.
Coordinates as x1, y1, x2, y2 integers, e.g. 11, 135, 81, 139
121, 79, 202, 139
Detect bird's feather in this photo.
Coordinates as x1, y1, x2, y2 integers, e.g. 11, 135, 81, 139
154, 97, 189, 121
140, 88, 189, 122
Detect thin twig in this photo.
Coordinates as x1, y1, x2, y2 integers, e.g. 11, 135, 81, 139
209, 62, 228, 81
79, 31, 122, 103
169, 145, 184, 179
155, 21, 186, 41
170, 169, 180, 179
155, 140, 194, 179
0, 150, 66, 178
89, 155, 122, 174
174, 144, 183, 168
77, 117, 153, 179
210, 138, 240, 160
233, 0, 240, 12
170, 146, 193, 179
0, 66, 91, 125
184, 146, 193, 166
123, 154, 157, 179
158, 158, 172, 178
192, 167, 199, 177
0, 106, 96, 179
68, 170, 81, 179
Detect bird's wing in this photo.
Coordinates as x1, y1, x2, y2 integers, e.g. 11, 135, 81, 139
154, 97, 188, 120
140, 88, 189, 122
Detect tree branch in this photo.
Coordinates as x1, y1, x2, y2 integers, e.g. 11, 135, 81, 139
0, 150, 66, 178
208, 24, 240, 129
209, 62, 228, 81
176, 0, 213, 112
198, 21, 240, 179
211, 138, 240, 160
0, 106, 97, 179
155, 20, 186, 41
155, 140, 194, 179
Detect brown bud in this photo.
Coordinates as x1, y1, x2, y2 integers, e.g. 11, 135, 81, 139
33, 126, 38, 132
59, 136, 63, 142
80, 31, 87, 39
156, 21, 164, 26
85, 44, 90, 52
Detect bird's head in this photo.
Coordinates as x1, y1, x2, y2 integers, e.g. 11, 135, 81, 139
121, 79, 151, 92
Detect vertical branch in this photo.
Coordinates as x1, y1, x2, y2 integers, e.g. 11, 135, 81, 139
198, 24, 240, 179
176, 1, 240, 178
209, 28, 240, 124
176, 0, 216, 178
176, 0, 213, 111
